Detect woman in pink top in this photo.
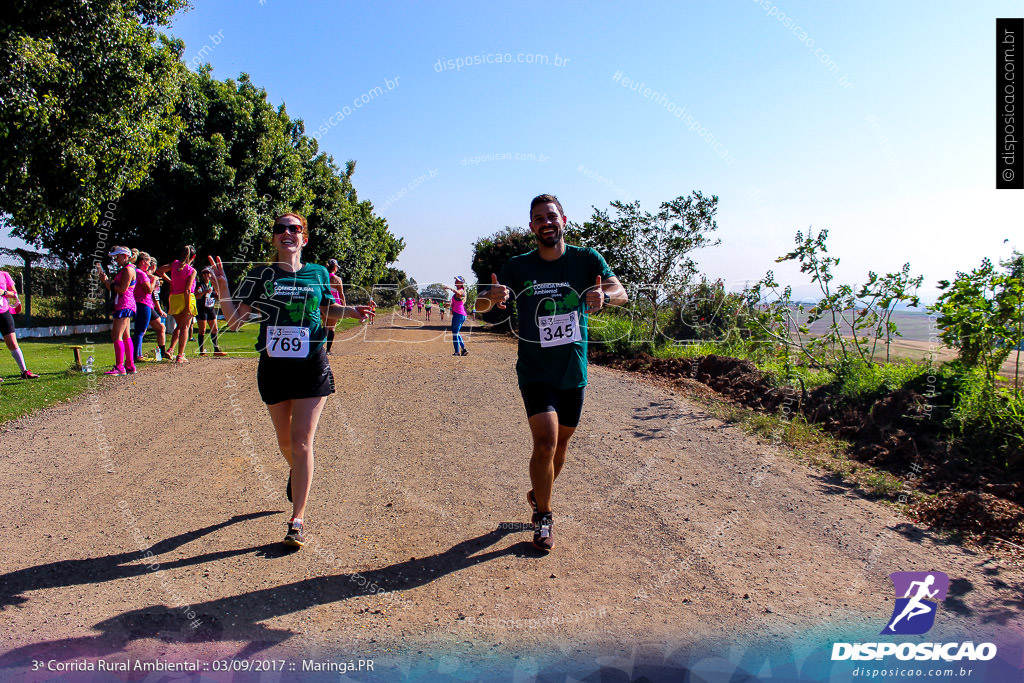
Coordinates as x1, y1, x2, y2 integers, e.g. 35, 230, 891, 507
96, 246, 138, 375
156, 245, 198, 363
443, 276, 469, 356
146, 259, 169, 360
131, 251, 156, 363
0, 269, 39, 379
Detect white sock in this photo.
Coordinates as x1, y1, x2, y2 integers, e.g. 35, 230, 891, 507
11, 348, 27, 372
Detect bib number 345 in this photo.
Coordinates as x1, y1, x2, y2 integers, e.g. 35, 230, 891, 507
539, 312, 582, 348
266, 326, 310, 358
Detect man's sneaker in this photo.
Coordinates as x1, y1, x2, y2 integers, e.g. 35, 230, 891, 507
532, 512, 553, 551
283, 519, 305, 547
286, 471, 292, 503
460, 348, 468, 356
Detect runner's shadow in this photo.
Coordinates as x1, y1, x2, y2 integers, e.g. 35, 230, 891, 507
0, 527, 530, 664
0, 511, 278, 609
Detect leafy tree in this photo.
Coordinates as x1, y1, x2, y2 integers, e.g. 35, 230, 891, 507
419, 282, 449, 302
1, 0, 190, 233
470, 226, 536, 327
371, 267, 411, 307
932, 251, 1024, 390
568, 192, 720, 338
746, 229, 923, 375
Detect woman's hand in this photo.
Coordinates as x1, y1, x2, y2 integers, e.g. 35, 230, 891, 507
207, 256, 230, 298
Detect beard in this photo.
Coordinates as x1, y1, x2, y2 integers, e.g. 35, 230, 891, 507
535, 225, 563, 248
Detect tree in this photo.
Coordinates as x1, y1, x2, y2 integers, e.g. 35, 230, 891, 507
568, 192, 720, 338
419, 282, 449, 302
932, 251, 1024, 391
470, 226, 536, 328
371, 267, 411, 307
1, 0, 190, 233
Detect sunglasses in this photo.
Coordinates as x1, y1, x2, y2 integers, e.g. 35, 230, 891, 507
272, 223, 303, 235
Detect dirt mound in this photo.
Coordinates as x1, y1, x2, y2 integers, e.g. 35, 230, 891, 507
589, 350, 1024, 544
913, 492, 1024, 545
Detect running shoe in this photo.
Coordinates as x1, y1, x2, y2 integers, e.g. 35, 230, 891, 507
460, 349, 468, 356
213, 351, 228, 357
125, 366, 137, 375
286, 471, 292, 503
283, 519, 305, 547
199, 350, 207, 357
452, 351, 460, 356
532, 512, 553, 551
21, 370, 39, 379
104, 367, 126, 376
527, 489, 538, 516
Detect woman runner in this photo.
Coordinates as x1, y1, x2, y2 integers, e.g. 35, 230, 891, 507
443, 276, 469, 356
130, 251, 156, 363
324, 259, 346, 353
195, 267, 224, 356
209, 212, 369, 547
157, 246, 198, 363
146, 259, 169, 360
97, 246, 137, 375
424, 297, 433, 321
0, 269, 39, 379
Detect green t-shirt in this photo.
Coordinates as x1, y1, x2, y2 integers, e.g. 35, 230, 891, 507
498, 245, 615, 389
237, 263, 335, 358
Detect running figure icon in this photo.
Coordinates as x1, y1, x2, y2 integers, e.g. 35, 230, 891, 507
881, 571, 949, 635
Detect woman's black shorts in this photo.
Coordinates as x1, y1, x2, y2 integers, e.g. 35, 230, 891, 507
257, 346, 335, 405
519, 383, 586, 428
0, 311, 15, 337
196, 307, 216, 322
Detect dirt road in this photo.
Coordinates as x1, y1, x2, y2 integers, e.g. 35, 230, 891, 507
1, 315, 1021, 669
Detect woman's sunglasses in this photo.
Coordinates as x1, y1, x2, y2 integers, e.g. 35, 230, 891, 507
273, 223, 303, 235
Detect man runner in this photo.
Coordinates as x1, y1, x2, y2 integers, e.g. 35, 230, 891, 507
479, 194, 627, 551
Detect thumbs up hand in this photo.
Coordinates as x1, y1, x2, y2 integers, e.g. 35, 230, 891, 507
586, 275, 605, 313
490, 273, 509, 309
476, 273, 509, 313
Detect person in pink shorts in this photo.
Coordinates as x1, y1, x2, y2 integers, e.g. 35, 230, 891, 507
97, 246, 138, 375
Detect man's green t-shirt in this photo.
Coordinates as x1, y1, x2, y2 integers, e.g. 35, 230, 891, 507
498, 245, 615, 389
237, 263, 335, 358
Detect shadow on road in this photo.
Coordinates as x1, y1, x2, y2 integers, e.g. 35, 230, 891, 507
0, 511, 279, 609
0, 526, 532, 664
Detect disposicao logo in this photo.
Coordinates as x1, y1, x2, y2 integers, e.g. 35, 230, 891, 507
882, 571, 949, 635
831, 571, 997, 662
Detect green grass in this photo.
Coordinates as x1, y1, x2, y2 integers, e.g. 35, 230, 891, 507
0, 318, 361, 424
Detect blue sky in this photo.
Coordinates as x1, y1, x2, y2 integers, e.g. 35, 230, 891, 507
7, 1, 1022, 301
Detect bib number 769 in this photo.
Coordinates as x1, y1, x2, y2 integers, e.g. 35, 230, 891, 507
266, 325, 310, 358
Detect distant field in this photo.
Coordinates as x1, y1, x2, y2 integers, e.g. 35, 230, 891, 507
790, 308, 939, 343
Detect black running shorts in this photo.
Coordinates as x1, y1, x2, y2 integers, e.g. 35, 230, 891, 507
519, 383, 586, 428
196, 307, 216, 321
0, 311, 15, 337
257, 346, 335, 405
